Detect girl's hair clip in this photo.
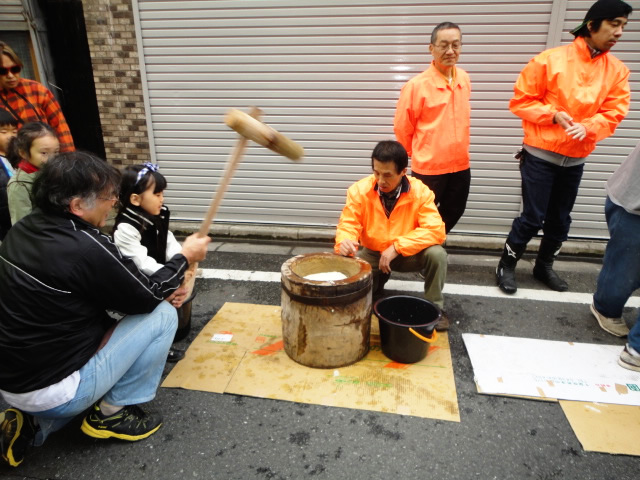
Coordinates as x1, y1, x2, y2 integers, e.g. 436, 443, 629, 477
135, 162, 159, 185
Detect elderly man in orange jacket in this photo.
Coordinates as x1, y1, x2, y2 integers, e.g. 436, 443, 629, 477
496, 0, 632, 295
335, 140, 449, 330
394, 21, 471, 234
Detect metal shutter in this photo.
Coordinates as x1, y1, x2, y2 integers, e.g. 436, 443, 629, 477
134, 0, 639, 238
0, 2, 43, 91
0, 0, 26, 30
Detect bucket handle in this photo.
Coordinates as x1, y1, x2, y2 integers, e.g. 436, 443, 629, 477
408, 327, 438, 344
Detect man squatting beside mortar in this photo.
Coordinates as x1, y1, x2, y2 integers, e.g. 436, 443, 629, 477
0, 152, 210, 467
394, 21, 471, 234
591, 141, 640, 371
334, 140, 449, 330
496, 0, 632, 294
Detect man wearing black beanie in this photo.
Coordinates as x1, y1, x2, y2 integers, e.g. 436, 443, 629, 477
496, 0, 633, 295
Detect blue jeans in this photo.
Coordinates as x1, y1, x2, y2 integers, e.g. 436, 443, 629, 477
507, 151, 584, 245
29, 301, 177, 446
593, 198, 640, 351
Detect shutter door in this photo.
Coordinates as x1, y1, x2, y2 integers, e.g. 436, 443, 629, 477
0, 0, 26, 30
0, 1, 41, 85
135, 0, 639, 238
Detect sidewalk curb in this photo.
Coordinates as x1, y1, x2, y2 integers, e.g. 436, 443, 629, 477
171, 221, 608, 256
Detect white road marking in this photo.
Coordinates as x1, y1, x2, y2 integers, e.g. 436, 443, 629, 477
199, 268, 640, 308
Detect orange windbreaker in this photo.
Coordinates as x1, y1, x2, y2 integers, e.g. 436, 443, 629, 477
509, 36, 630, 158
394, 62, 471, 175
334, 175, 446, 257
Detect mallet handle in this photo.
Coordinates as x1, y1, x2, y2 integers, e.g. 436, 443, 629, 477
182, 109, 263, 295
197, 107, 262, 237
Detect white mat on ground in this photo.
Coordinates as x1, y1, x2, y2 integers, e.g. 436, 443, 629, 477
462, 334, 640, 406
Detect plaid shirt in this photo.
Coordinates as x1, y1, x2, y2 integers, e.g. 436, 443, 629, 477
0, 79, 74, 152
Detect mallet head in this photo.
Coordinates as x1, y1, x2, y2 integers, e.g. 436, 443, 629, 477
225, 109, 304, 161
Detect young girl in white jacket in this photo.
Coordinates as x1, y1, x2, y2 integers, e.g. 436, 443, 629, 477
113, 163, 193, 362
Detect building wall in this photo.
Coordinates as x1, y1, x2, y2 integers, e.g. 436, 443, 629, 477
130, 0, 639, 238
0, 0, 27, 30
73, 0, 639, 239
81, 0, 150, 166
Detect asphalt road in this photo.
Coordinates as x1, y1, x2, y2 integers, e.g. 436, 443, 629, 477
1, 240, 637, 480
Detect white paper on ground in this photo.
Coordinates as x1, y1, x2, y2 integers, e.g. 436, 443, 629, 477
211, 333, 233, 343
462, 333, 640, 406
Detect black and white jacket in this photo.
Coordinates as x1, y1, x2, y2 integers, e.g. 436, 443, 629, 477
0, 208, 188, 393
113, 205, 182, 275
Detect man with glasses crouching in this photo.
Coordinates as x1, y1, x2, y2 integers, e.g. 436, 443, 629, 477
0, 152, 210, 467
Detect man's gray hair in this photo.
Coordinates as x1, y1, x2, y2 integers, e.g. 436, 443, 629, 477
32, 151, 121, 215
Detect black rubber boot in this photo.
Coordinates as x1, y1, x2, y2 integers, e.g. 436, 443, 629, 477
496, 241, 526, 294
533, 239, 568, 291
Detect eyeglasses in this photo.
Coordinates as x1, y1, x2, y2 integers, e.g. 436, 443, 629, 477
434, 42, 462, 52
0, 65, 21, 76
98, 193, 119, 203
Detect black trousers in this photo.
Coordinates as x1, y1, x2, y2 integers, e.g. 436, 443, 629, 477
412, 168, 471, 233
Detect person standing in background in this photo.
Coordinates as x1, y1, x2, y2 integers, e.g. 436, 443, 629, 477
0, 41, 74, 153
6, 122, 59, 225
590, 141, 640, 373
394, 21, 471, 234
496, 0, 632, 295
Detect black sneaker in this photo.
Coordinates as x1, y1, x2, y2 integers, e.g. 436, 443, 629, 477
81, 404, 162, 441
1, 408, 37, 467
167, 346, 185, 363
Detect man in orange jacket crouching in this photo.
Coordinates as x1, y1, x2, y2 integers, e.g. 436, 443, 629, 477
335, 140, 449, 330
497, 0, 632, 295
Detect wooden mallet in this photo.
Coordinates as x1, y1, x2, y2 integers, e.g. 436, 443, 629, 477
181, 107, 305, 292
197, 107, 304, 237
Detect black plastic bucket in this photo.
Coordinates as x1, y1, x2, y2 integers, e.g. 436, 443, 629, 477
373, 295, 441, 364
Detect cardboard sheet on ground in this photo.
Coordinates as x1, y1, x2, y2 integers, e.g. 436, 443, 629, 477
463, 333, 640, 405
163, 302, 459, 421
560, 401, 640, 456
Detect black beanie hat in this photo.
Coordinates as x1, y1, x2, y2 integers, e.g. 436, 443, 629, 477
570, 0, 633, 35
